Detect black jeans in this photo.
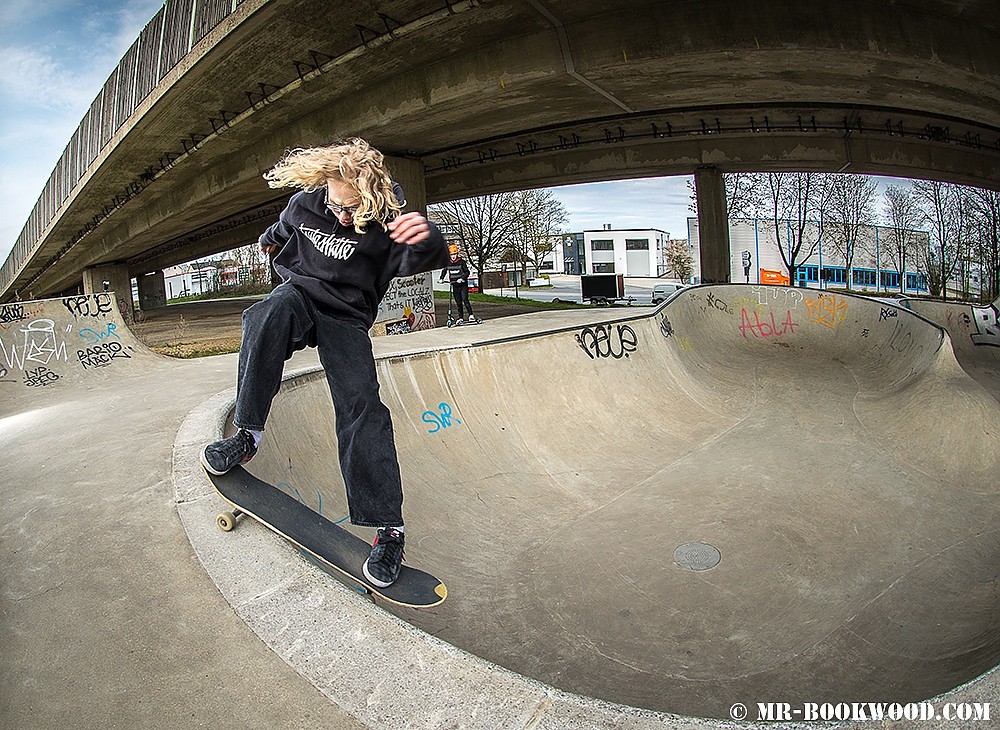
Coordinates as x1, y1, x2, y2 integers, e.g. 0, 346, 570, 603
451, 282, 475, 319
233, 283, 403, 527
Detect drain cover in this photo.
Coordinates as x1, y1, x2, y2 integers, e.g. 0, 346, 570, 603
674, 542, 722, 571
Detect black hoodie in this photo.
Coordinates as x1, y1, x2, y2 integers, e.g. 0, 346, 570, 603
259, 185, 448, 326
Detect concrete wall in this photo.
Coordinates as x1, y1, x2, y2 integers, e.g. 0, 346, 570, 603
0, 293, 157, 391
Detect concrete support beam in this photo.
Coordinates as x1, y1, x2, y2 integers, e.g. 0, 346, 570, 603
83, 264, 134, 323
387, 156, 429, 213
137, 271, 167, 311
694, 167, 731, 285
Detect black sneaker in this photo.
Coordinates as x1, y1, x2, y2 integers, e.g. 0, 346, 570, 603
363, 528, 405, 588
200, 429, 257, 475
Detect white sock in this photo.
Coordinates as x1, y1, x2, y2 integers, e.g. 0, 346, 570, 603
250, 430, 263, 448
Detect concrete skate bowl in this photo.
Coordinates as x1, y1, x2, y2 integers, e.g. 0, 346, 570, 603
0, 293, 160, 397
900, 296, 1000, 404
232, 284, 1000, 721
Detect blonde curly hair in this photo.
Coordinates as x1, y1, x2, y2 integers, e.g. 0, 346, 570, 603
263, 138, 402, 232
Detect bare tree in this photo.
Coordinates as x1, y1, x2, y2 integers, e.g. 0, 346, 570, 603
966, 186, 1000, 302
822, 174, 878, 290
230, 242, 271, 287
687, 172, 766, 221
507, 189, 568, 279
882, 185, 925, 295
912, 180, 965, 299
726, 172, 767, 220
764, 172, 826, 284
429, 193, 519, 285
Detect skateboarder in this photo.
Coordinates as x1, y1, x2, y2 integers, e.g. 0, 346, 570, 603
439, 244, 481, 324
200, 137, 448, 588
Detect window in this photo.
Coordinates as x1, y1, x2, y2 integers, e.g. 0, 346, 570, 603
625, 239, 649, 250
797, 265, 819, 283
821, 267, 846, 284
853, 269, 877, 287
591, 239, 614, 251
880, 271, 900, 289
906, 273, 928, 291
593, 263, 615, 273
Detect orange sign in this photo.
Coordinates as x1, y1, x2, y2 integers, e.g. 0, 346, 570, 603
760, 269, 790, 285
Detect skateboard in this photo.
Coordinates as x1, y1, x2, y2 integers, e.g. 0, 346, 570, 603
205, 465, 447, 608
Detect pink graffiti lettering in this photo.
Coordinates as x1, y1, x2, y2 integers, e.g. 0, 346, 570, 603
739, 308, 798, 339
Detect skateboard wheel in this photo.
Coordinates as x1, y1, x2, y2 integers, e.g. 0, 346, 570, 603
216, 511, 238, 532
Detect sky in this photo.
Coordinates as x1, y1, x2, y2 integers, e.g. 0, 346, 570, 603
0, 0, 163, 260
0, 0, 911, 267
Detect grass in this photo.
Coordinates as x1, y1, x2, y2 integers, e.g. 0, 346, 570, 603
140, 290, 590, 359
433, 289, 587, 309
150, 341, 243, 358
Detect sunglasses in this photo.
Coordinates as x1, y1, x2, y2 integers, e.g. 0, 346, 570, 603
327, 201, 360, 216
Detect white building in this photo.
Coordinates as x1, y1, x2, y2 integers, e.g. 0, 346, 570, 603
579, 226, 671, 277
163, 261, 217, 300
687, 217, 930, 294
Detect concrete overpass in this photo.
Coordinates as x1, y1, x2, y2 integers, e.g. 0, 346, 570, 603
2, 0, 998, 304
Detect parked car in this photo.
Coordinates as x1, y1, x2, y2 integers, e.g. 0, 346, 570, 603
650, 282, 686, 304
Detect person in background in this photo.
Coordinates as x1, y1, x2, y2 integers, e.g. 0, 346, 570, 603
439, 244, 481, 325
200, 137, 448, 588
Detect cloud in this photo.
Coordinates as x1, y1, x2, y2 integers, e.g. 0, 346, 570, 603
551, 177, 695, 237
0, 46, 98, 113
0, 0, 163, 258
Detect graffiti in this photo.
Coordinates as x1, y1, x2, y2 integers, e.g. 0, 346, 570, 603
422, 402, 462, 434
379, 273, 436, 331
806, 294, 849, 330
969, 302, 1000, 347
861, 328, 870, 338
749, 286, 804, 308
79, 323, 121, 346
24, 366, 60, 387
575, 324, 638, 359
659, 317, 674, 338
385, 318, 412, 336
886, 320, 921, 356
1, 303, 28, 325
77, 341, 133, 370
879, 307, 899, 321
0, 319, 68, 371
704, 292, 734, 315
739, 308, 798, 339
62, 293, 114, 319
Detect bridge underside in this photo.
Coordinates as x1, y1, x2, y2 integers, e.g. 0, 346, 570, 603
4, 0, 998, 300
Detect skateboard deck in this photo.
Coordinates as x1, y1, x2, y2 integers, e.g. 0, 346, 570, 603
205, 465, 447, 608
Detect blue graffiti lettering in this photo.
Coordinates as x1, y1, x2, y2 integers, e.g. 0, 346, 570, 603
422, 402, 463, 434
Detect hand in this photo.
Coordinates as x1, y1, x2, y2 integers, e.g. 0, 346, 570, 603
261, 243, 281, 256
388, 211, 432, 245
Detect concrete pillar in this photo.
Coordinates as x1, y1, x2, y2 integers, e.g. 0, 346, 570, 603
386, 156, 428, 212
694, 166, 731, 284
83, 264, 134, 323
137, 270, 167, 311
380, 155, 437, 331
